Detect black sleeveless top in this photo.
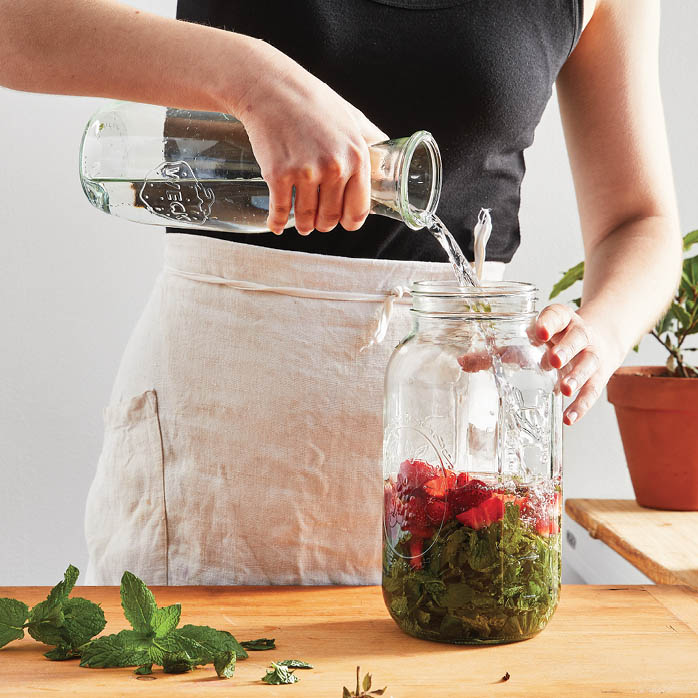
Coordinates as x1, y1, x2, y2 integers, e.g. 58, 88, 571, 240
172, 0, 582, 263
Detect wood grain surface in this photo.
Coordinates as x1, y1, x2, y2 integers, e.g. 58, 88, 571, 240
566, 498, 698, 589
1, 584, 697, 697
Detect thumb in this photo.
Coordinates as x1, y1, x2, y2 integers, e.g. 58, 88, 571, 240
347, 104, 389, 144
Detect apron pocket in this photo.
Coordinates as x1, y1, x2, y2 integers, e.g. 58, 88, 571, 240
84, 390, 168, 585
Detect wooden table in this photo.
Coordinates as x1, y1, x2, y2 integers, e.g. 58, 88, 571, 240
1, 585, 698, 697
566, 498, 698, 589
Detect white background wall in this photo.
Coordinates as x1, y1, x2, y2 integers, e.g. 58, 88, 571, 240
1, 1, 696, 585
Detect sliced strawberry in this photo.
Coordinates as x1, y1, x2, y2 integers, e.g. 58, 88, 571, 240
450, 479, 491, 514
535, 517, 552, 537
480, 496, 505, 524
553, 491, 562, 516
456, 507, 482, 530
397, 459, 436, 497
425, 497, 452, 526
409, 538, 424, 569
403, 495, 434, 538
534, 492, 562, 537
493, 491, 528, 510
456, 351, 492, 373
422, 469, 456, 499
549, 491, 561, 534
456, 472, 471, 488
456, 496, 505, 530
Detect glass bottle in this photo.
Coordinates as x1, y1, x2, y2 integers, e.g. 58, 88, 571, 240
79, 101, 441, 233
382, 281, 562, 644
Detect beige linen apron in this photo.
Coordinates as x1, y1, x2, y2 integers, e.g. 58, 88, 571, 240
84, 234, 504, 586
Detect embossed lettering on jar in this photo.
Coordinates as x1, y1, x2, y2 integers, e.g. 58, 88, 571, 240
382, 281, 562, 644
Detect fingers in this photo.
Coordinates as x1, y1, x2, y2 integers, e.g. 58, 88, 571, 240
359, 120, 389, 145
266, 179, 294, 236
340, 145, 371, 231
265, 140, 372, 236
535, 304, 573, 342
559, 349, 600, 397
315, 157, 346, 233
292, 173, 320, 235
345, 102, 389, 143
565, 374, 603, 425
548, 321, 592, 370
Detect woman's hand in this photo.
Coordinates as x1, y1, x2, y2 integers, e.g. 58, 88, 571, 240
233, 41, 388, 236
535, 304, 625, 426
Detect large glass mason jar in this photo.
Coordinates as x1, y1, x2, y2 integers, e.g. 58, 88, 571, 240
382, 281, 562, 644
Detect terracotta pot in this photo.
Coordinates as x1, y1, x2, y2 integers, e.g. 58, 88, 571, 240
607, 366, 698, 511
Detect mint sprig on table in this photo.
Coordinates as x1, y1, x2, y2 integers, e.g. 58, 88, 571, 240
0, 564, 105, 659
80, 570, 247, 677
1, 565, 314, 683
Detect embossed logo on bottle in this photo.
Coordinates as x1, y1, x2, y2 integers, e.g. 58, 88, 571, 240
139, 161, 214, 224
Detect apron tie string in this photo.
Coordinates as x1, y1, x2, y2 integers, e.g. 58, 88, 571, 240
359, 285, 410, 353
164, 266, 411, 350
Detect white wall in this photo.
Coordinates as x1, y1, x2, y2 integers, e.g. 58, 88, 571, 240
1, 2, 696, 585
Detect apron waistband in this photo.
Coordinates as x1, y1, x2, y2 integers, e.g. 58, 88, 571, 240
164, 265, 410, 350
163, 235, 506, 351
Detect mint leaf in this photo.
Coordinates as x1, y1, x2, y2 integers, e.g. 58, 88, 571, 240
262, 662, 299, 685
161, 651, 195, 674
214, 650, 236, 678
60, 597, 106, 648
147, 643, 165, 666
0, 598, 29, 648
152, 604, 181, 638
120, 571, 157, 635
27, 596, 105, 650
26, 599, 65, 646
26, 565, 103, 651
47, 565, 80, 605
277, 659, 313, 669
172, 624, 248, 661
80, 629, 151, 668
134, 663, 153, 675
44, 646, 81, 661
241, 637, 275, 651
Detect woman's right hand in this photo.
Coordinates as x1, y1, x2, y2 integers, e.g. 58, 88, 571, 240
233, 40, 388, 236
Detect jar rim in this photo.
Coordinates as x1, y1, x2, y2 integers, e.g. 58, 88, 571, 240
411, 280, 537, 297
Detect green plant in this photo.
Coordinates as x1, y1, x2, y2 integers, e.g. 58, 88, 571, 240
550, 230, 698, 378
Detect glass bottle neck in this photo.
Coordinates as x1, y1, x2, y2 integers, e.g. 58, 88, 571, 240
368, 131, 442, 230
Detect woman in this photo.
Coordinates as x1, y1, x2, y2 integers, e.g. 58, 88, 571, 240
0, 0, 681, 585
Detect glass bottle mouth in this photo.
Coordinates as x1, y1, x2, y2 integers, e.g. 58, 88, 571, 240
410, 280, 538, 318
397, 131, 442, 230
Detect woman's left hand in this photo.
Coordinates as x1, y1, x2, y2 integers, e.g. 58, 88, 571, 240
535, 303, 624, 426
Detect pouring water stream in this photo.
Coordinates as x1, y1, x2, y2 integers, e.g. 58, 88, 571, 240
423, 212, 542, 476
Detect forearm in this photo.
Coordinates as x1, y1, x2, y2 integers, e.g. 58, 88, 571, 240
578, 214, 682, 360
0, 0, 263, 114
